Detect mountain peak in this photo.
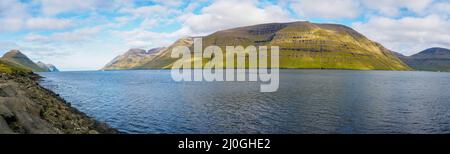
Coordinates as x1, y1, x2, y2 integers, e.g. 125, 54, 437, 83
36, 61, 45, 65
7, 49, 21, 53
123, 48, 166, 56
417, 47, 450, 55
429, 47, 449, 51
170, 37, 194, 47
127, 48, 146, 54
121, 21, 409, 70
412, 47, 450, 58
399, 47, 450, 71
102, 47, 167, 70
2, 50, 27, 59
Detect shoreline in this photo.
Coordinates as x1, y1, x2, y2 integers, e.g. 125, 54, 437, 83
0, 72, 118, 134
99, 68, 448, 73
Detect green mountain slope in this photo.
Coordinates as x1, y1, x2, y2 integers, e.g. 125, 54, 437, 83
107, 21, 411, 70
103, 48, 167, 70
1, 50, 50, 72
136, 38, 194, 69
0, 59, 32, 74
398, 47, 450, 71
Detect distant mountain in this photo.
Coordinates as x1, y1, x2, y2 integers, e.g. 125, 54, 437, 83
37, 61, 60, 72
46, 64, 59, 72
102, 48, 167, 70
398, 47, 450, 71
135, 37, 194, 69
1, 50, 58, 72
104, 21, 410, 70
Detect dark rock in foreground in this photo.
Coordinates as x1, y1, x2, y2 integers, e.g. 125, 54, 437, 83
0, 72, 117, 134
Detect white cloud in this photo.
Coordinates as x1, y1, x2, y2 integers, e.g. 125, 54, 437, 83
289, 0, 438, 18
112, 0, 296, 50
151, 0, 185, 7
37, 0, 127, 15
1, 17, 74, 32
0, 0, 28, 18
45, 42, 127, 71
25, 27, 101, 43
0, 0, 29, 31
119, 5, 179, 18
38, 0, 96, 15
2, 0, 449, 70
362, 0, 433, 16
429, 1, 450, 16
140, 18, 158, 28
119, 4, 181, 29
0, 0, 76, 31
0, 41, 68, 64
180, 0, 294, 35
353, 15, 450, 55
0, 18, 25, 31
112, 27, 190, 49
25, 17, 73, 30
290, 0, 360, 19
0, 41, 20, 54
50, 27, 101, 42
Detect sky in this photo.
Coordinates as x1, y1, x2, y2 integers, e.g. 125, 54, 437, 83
0, 0, 449, 71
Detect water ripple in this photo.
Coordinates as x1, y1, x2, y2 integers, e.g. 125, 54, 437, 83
38, 70, 450, 134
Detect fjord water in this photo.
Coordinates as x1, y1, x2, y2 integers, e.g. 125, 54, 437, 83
38, 70, 450, 133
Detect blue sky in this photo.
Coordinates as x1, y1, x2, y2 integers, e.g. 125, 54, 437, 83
0, 0, 449, 71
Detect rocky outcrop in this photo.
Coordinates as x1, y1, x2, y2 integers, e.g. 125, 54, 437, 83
0, 72, 117, 134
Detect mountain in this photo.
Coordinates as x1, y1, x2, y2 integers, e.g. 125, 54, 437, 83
102, 48, 167, 70
1, 50, 58, 72
37, 61, 60, 72
0, 59, 31, 73
105, 21, 411, 70
135, 37, 194, 69
398, 47, 450, 71
1, 50, 47, 72
45, 64, 59, 72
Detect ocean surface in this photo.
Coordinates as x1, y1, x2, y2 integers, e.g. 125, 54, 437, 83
38, 70, 450, 134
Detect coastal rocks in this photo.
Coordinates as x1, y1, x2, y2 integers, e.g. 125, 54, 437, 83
0, 116, 14, 133
0, 72, 118, 134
